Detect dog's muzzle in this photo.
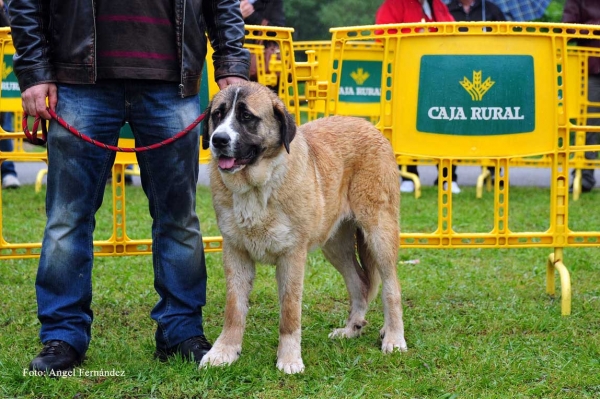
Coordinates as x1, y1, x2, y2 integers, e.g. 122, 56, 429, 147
211, 133, 258, 172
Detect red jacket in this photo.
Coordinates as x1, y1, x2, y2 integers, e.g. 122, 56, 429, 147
375, 0, 455, 24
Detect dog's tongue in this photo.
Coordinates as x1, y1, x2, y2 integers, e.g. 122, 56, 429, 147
218, 157, 236, 169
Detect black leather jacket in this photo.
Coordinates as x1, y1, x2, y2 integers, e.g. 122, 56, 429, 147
7, 0, 250, 97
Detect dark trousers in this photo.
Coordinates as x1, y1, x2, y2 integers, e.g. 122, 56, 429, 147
406, 165, 458, 182
574, 74, 600, 190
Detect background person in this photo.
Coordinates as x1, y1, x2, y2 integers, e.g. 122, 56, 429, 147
447, 0, 506, 186
563, 0, 600, 193
241, 0, 285, 83
9, 0, 249, 373
446, 0, 505, 22
375, 0, 461, 194
241, 0, 285, 27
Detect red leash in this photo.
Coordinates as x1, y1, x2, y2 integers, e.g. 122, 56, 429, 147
22, 108, 207, 152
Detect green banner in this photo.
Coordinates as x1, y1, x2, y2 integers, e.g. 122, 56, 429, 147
338, 60, 382, 103
2, 53, 20, 99
417, 55, 535, 135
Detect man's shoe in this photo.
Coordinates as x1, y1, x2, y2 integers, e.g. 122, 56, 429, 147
400, 180, 415, 193
29, 340, 83, 373
451, 181, 461, 194
2, 174, 20, 189
155, 335, 212, 364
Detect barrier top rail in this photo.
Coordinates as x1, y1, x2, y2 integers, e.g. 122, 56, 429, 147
330, 22, 600, 159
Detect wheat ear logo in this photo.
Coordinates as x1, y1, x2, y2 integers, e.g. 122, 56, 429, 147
2, 63, 12, 80
350, 68, 370, 85
460, 71, 494, 101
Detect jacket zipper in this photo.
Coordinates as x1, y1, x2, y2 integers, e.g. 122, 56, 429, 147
92, 0, 97, 81
179, 0, 186, 97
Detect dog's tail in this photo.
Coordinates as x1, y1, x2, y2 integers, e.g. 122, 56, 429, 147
356, 227, 382, 304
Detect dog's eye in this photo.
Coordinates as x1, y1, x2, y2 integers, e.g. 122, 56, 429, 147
240, 111, 253, 121
213, 109, 222, 120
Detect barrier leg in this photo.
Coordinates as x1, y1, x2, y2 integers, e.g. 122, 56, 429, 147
546, 250, 572, 316
398, 165, 422, 199
35, 168, 48, 193
476, 167, 492, 199
571, 168, 581, 201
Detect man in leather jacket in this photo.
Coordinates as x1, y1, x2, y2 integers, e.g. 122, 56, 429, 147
8, 0, 249, 373
563, 0, 600, 193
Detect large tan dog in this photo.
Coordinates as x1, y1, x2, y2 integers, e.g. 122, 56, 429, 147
200, 82, 406, 374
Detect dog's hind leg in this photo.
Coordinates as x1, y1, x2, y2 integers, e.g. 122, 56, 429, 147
360, 219, 407, 353
200, 246, 255, 369
322, 220, 376, 340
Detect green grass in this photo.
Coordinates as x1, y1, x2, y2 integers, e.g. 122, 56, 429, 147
1, 184, 599, 398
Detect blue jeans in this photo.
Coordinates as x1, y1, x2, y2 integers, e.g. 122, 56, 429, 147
37, 81, 206, 356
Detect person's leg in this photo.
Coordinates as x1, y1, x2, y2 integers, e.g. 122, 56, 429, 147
126, 81, 207, 352
406, 165, 418, 176
435, 164, 460, 193
36, 83, 124, 357
400, 165, 418, 192
581, 130, 599, 191
436, 165, 458, 181
0, 137, 17, 179
578, 74, 600, 191
1, 112, 19, 185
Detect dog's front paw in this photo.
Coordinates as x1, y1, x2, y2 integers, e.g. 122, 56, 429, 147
199, 344, 241, 368
379, 327, 408, 353
277, 356, 305, 374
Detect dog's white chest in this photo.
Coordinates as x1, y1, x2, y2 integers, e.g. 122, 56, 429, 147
224, 191, 296, 263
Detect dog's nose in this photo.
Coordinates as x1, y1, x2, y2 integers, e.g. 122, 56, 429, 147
211, 132, 231, 149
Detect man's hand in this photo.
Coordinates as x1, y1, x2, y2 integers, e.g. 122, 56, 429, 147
21, 83, 57, 120
240, 0, 255, 19
216, 77, 247, 90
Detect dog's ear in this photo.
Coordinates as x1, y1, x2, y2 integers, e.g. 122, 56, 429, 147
201, 102, 211, 150
273, 100, 296, 154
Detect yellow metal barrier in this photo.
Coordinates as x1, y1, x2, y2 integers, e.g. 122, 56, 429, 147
294, 40, 383, 123
326, 21, 600, 315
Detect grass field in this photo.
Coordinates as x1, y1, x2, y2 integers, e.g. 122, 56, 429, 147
0, 184, 599, 398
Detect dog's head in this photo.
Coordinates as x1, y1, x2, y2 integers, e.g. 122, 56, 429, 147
202, 81, 296, 174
